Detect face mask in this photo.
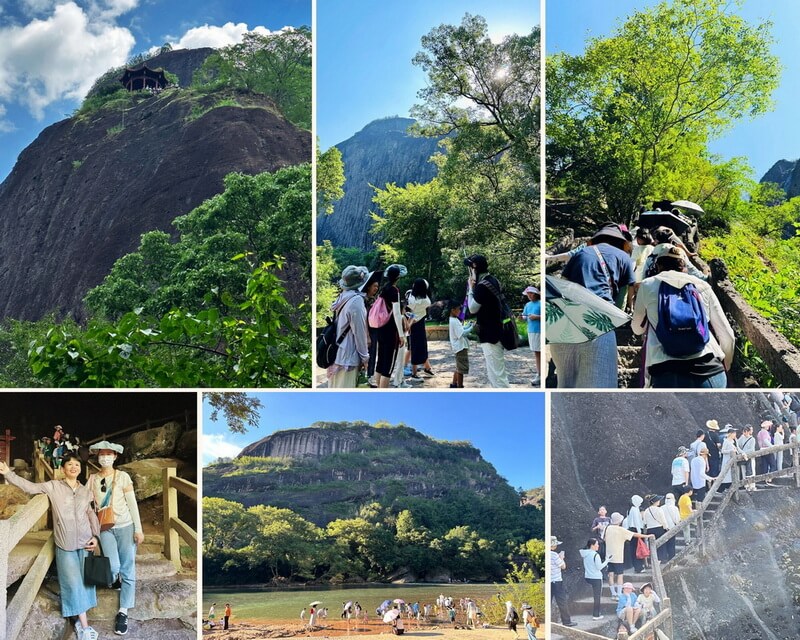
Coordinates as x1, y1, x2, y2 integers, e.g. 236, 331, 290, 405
98, 455, 115, 468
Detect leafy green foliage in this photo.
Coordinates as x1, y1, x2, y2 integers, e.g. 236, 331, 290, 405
315, 241, 340, 327
193, 29, 311, 129
28, 259, 311, 387
206, 392, 263, 433
186, 97, 240, 122
547, 0, 780, 222
369, 14, 540, 301
317, 144, 345, 214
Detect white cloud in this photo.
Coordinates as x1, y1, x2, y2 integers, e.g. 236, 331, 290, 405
202, 433, 243, 465
0, 1, 135, 119
0, 105, 14, 133
167, 21, 288, 51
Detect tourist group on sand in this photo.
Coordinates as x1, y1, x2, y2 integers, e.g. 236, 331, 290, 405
0, 440, 143, 639
548, 218, 734, 388
322, 254, 541, 388
550, 411, 796, 635
291, 594, 538, 637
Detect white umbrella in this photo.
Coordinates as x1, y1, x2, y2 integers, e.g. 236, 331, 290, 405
383, 610, 400, 623
671, 199, 704, 214
393, 598, 405, 604
309, 601, 322, 607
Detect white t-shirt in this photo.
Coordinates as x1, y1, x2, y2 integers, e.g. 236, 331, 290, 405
671, 457, 689, 485
603, 525, 635, 563
91, 470, 134, 529
449, 317, 470, 352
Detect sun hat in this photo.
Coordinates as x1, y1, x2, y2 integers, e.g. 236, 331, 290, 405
761, 420, 773, 428
677, 446, 689, 455
649, 495, 664, 504
622, 582, 634, 590
54, 425, 63, 432
610, 512, 624, 525
523, 286, 540, 295
591, 224, 629, 244
651, 243, 686, 261
359, 270, 383, 292
550, 536, 563, 547
640, 583, 653, 592
89, 440, 124, 454
706, 419, 720, 430
338, 265, 369, 290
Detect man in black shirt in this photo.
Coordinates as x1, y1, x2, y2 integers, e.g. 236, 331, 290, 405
465, 254, 509, 387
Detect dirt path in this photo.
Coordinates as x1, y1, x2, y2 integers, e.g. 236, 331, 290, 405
316, 340, 540, 389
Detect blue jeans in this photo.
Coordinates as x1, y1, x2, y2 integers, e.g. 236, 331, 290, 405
55, 547, 96, 617
100, 524, 136, 609
650, 370, 727, 388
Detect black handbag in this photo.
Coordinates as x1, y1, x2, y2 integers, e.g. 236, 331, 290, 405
84, 547, 112, 587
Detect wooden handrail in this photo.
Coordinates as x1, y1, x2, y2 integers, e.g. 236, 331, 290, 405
162, 467, 197, 571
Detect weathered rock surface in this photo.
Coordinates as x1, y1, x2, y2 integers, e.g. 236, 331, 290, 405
552, 391, 799, 640
119, 457, 185, 500
316, 117, 442, 250
0, 483, 31, 518
126, 420, 183, 460
0, 47, 310, 321
175, 428, 198, 460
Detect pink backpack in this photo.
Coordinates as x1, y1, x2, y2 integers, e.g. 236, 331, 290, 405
368, 297, 391, 328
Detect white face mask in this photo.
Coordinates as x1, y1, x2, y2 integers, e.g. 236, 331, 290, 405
98, 455, 116, 468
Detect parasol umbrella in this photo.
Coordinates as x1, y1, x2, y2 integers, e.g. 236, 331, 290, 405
309, 601, 322, 607
545, 275, 631, 344
393, 599, 405, 604
636, 210, 692, 234
671, 199, 705, 214
383, 610, 401, 623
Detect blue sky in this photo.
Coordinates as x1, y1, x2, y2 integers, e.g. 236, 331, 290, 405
202, 392, 545, 489
0, 0, 310, 181
317, 0, 539, 150
547, 0, 800, 181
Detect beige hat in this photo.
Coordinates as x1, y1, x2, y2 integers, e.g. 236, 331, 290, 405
706, 419, 720, 430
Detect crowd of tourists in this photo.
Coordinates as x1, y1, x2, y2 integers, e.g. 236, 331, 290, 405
322, 254, 540, 388
547, 218, 734, 388
551, 408, 797, 636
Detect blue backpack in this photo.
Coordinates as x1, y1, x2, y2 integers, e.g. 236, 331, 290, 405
655, 281, 709, 357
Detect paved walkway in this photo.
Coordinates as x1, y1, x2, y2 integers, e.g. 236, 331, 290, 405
316, 340, 540, 389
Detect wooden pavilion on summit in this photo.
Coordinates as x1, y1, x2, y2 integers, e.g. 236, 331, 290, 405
119, 65, 168, 91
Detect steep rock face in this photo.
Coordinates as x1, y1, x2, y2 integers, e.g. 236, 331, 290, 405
239, 421, 389, 458
551, 392, 797, 640
0, 78, 310, 320
316, 117, 442, 250
206, 422, 514, 526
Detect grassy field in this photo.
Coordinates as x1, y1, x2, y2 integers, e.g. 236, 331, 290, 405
202, 583, 502, 622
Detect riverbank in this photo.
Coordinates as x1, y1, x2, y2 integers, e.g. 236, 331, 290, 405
202, 619, 545, 638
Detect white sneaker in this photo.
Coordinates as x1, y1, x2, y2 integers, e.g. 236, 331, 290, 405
630, 626, 637, 633
592, 615, 604, 620
75, 622, 84, 640
84, 627, 99, 640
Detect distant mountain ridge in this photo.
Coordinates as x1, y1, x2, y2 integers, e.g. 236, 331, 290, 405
0, 47, 310, 320
760, 158, 800, 197
316, 117, 443, 250
205, 421, 541, 539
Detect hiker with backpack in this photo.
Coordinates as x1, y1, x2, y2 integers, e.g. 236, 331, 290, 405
372, 264, 407, 388
325, 265, 370, 388
632, 243, 734, 388
549, 223, 636, 388
465, 254, 511, 387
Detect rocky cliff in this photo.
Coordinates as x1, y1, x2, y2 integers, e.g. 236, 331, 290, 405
316, 117, 442, 250
205, 421, 529, 528
551, 392, 797, 640
0, 47, 310, 320
760, 157, 800, 199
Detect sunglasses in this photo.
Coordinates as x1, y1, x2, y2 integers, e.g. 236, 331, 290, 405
100, 478, 107, 493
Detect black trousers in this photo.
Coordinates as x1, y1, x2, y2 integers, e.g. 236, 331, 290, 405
585, 577, 602, 618
551, 581, 572, 624
224, 616, 229, 630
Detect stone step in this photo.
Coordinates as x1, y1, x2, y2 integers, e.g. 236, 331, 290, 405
88, 614, 197, 639
552, 613, 618, 639
94, 573, 197, 620
618, 367, 641, 389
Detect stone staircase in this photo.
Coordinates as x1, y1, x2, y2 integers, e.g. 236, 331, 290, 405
11, 533, 196, 640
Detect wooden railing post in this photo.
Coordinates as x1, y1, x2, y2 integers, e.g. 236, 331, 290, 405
0, 518, 9, 640
793, 442, 800, 489
663, 597, 673, 639
163, 467, 181, 571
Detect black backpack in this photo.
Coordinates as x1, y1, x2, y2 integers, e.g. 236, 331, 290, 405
316, 297, 356, 368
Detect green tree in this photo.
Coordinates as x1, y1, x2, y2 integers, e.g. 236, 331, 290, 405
315, 241, 339, 327
206, 393, 263, 433
247, 505, 323, 580
317, 144, 345, 214
193, 29, 311, 129
547, 0, 780, 222
202, 497, 258, 550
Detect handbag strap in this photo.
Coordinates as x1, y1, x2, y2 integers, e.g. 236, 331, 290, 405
97, 471, 116, 509
592, 245, 617, 299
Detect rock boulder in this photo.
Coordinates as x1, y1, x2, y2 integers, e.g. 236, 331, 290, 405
126, 421, 183, 460
119, 458, 185, 500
